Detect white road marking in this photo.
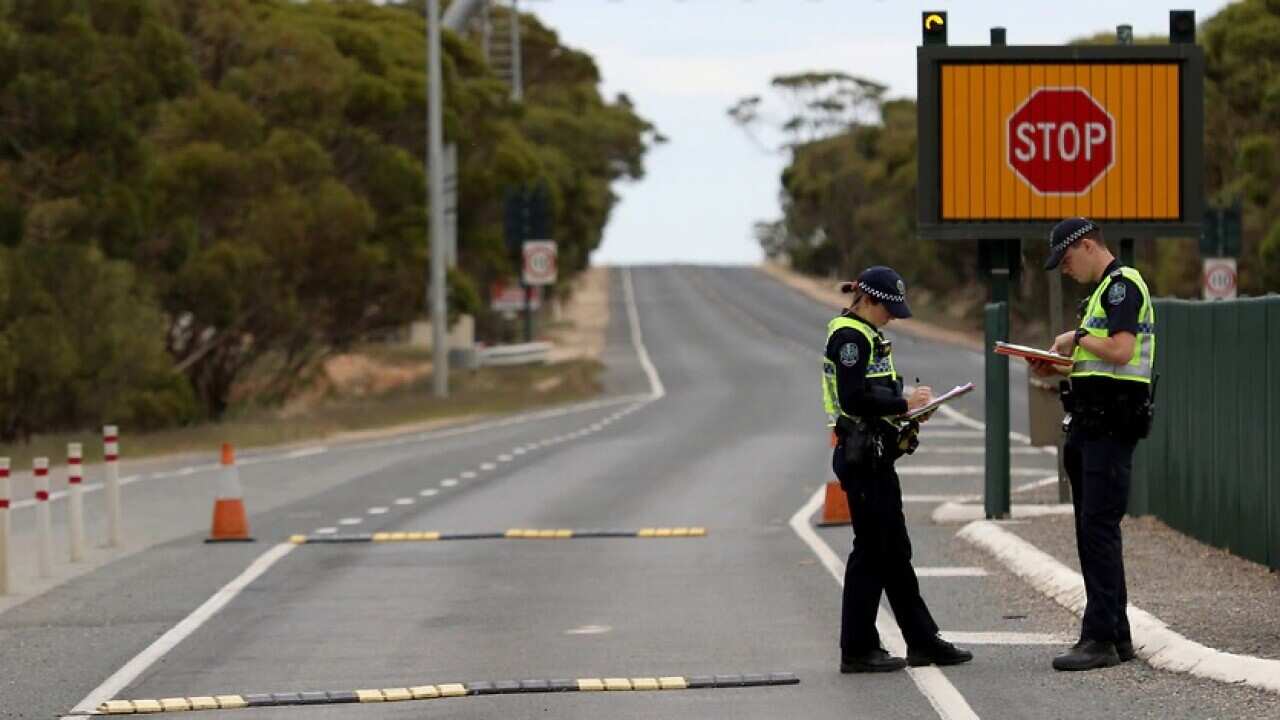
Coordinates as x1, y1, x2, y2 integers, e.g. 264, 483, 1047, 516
419, 488, 439, 497
1013, 476, 1060, 493
896, 466, 1051, 477
338, 518, 362, 526
915, 567, 989, 577
285, 446, 326, 459
903, 494, 973, 503
394, 498, 414, 506
314, 527, 337, 535
442, 478, 461, 486
480, 462, 497, 471
912, 446, 1042, 455
791, 487, 979, 720
63, 543, 296, 717
565, 624, 612, 635
622, 268, 666, 401
367, 507, 389, 515
512, 448, 526, 455
941, 631, 1070, 646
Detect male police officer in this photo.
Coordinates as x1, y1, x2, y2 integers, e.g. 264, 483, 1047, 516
823, 266, 973, 673
1029, 218, 1156, 671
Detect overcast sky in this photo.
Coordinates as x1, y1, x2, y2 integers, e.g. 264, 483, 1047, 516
523, 0, 1234, 265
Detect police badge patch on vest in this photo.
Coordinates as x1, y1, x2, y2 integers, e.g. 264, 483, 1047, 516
839, 342, 859, 367
1108, 282, 1126, 305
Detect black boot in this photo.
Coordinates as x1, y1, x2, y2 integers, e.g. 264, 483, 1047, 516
1115, 639, 1136, 662
907, 636, 974, 667
1072, 637, 1136, 662
841, 648, 908, 673
1052, 640, 1120, 671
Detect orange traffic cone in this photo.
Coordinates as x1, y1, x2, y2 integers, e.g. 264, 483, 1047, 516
817, 480, 852, 526
206, 443, 254, 543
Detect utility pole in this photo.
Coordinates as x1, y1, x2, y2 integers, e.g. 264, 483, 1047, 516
427, 0, 448, 398
510, 0, 523, 102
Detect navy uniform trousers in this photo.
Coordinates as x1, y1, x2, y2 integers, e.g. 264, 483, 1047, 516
1063, 426, 1136, 644
833, 442, 939, 655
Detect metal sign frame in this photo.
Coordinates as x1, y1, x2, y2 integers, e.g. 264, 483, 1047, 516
917, 44, 1204, 241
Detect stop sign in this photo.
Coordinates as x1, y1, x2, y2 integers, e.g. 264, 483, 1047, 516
1007, 88, 1114, 195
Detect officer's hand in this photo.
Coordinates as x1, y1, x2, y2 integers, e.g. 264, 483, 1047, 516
1027, 358, 1056, 377
907, 386, 933, 412
1051, 331, 1076, 356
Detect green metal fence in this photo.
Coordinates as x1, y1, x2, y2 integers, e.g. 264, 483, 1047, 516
1129, 296, 1280, 570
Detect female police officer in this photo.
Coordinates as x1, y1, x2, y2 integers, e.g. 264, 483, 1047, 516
1029, 218, 1155, 671
823, 266, 973, 673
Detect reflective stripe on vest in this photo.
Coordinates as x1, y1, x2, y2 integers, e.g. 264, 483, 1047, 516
1070, 267, 1156, 384
822, 315, 898, 427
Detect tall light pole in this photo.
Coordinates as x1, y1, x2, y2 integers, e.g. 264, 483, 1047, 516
427, 0, 448, 397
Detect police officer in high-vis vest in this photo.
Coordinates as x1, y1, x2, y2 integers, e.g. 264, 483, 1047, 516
1030, 218, 1156, 672
823, 266, 973, 673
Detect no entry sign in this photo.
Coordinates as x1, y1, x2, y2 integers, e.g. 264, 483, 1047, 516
1007, 88, 1114, 195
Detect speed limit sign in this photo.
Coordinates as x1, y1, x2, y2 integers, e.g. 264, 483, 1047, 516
1202, 258, 1237, 300
522, 240, 557, 286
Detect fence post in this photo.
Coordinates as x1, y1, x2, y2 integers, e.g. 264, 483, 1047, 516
104, 425, 121, 547
68, 443, 85, 562
984, 301, 1010, 519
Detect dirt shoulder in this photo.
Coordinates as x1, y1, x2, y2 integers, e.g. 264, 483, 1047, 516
544, 265, 609, 363
759, 262, 983, 352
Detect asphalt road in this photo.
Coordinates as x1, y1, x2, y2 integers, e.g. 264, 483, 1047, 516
1, 265, 1272, 719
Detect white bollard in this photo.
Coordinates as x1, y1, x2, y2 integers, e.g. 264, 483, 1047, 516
34, 457, 52, 578
0, 457, 10, 594
68, 443, 85, 562
103, 425, 121, 548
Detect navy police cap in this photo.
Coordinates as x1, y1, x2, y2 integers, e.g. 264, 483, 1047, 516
839, 266, 911, 319
1044, 217, 1098, 270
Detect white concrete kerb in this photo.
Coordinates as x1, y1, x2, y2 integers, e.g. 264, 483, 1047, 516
958, 520, 1280, 695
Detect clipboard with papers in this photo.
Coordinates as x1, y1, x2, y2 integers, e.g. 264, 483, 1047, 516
899, 382, 975, 421
993, 341, 1074, 367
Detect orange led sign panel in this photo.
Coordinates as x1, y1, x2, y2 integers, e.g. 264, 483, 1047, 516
941, 63, 1180, 221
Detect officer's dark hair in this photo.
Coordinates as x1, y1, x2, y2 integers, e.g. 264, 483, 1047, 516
1080, 226, 1104, 247
839, 281, 873, 310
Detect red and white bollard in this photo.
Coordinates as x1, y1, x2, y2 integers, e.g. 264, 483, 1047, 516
34, 457, 52, 578
103, 425, 121, 548
0, 457, 10, 594
68, 443, 85, 562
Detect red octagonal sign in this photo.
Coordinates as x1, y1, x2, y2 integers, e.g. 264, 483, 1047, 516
1007, 88, 1115, 195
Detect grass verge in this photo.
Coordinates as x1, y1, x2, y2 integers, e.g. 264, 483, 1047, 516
0, 359, 604, 469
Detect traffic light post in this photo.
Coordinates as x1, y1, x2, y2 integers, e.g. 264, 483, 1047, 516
504, 185, 553, 342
